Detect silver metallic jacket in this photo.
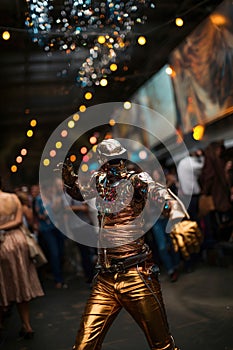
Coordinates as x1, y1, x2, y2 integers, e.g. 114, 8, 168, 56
63, 160, 186, 269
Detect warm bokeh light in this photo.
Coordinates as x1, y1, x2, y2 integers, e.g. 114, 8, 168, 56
26, 129, 33, 137
97, 35, 106, 44
68, 120, 75, 128
124, 101, 131, 110
2, 31, 10, 40
80, 146, 88, 155
210, 14, 226, 26
110, 63, 118, 72
16, 156, 23, 163
89, 136, 97, 144
79, 105, 86, 112
70, 154, 76, 162
193, 125, 205, 140
21, 148, 27, 156
11, 165, 17, 173
43, 158, 50, 166
73, 113, 80, 121
50, 150, 56, 157
61, 129, 68, 137
139, 150, 147, 160
82, 155, 89, 162
81, 164, 89, 172
55, 141, 62, 149
92, 145, 97, 152
84, 92, 93, 100
105, 132, 112, 139
165, 66, 173, 75
137, 36, 146, 45
109, 119, 116, 126
175, 17, 184, 27
100, 78, 108, 87
30, 119, 37, 127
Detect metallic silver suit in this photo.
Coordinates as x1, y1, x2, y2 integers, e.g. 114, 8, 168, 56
62, 139, 184, 350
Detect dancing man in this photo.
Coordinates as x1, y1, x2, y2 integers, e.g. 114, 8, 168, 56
60, 138, 187, 350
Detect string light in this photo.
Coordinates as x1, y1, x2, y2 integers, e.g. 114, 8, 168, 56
11, 165, 17, 173
79, 105, 86, 112
68, 120, 75, 128
84, 91, 93, 100
89, 136, 97, 144
80, 146, 88, 155
137, 36, 146, 45
16, 156, 23, 163
55, 141, 62, 149
50, 150, 56, 157
26, 129, 33, 137
2, 31, 10, 40
30, 119, 37, 127
124, 101, 131, 110
70, 154, 76, 162
175, 18, 184, 27
43, 159, 50, 166
21, 148, 27, 156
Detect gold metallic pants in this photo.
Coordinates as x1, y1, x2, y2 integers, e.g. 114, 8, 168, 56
73, 267, 179, 350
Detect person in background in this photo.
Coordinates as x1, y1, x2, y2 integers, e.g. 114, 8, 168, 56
176, 149, 205, 272
63, 192, 96, 284
199, 141, 233, 242
177, 148, 204, 222
0, 176, 44, 339
15, 190, 34, 232
34, 182, 67, 289
151, 168, 180, 282
29, 184, 40, 234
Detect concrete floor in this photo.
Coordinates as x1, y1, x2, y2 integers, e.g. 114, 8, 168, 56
1, 260, 233, 350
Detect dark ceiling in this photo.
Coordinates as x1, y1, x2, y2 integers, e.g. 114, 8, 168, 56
0, 0, 223, 187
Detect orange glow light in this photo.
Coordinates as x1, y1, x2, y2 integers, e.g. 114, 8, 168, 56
70, 154, 76, 162
80, 146, 88, 155
30, 119, 37, 127
11, 165, 17, 172
193, 125, 205, 141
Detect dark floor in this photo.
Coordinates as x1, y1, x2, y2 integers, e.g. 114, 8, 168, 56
1, 256, 233, 350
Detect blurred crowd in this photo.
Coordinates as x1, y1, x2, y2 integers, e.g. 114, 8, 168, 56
0, 139, 233, 342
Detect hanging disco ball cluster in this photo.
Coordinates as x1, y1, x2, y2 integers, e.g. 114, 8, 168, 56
25, 0, 155, 88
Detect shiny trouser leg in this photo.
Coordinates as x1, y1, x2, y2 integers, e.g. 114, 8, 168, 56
73, 268, 179, 350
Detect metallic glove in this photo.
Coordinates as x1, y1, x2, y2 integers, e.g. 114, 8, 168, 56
170, 220, 203, 260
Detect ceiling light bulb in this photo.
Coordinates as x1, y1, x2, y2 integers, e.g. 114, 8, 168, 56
2, 31, 10, 40
137, 36, 146, 45
84, 92, 93, 100
175, 18, 183, 27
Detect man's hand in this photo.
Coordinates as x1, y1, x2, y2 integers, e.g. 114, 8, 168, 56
170, 220, 203, 260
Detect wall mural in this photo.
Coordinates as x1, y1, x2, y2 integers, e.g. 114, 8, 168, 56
170, 0, 233, 133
